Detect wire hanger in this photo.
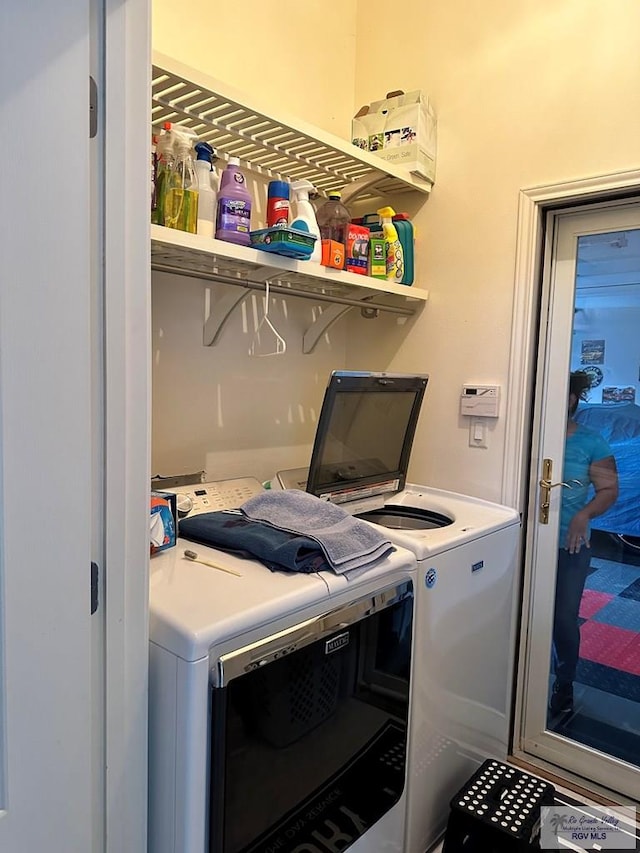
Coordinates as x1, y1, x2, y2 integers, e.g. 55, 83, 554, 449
248, 281, 287, 357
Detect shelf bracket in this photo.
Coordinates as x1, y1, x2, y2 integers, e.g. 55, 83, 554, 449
153, 260, 421, 348
339, 169, 389, 207
303, 295, 378, 354
203, 287, 250, 347
203, 266, 275, 346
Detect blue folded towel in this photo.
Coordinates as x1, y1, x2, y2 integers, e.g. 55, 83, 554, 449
178, 511, 332, 574
241, 490, 394, 572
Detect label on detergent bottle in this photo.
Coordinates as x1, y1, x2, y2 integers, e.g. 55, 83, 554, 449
387, 237, 404, 283
218, 198, 251, 234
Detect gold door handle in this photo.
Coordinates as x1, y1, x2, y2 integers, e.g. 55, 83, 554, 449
539, 458, 570, 524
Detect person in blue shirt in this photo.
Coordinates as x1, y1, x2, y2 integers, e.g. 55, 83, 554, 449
550, 371, 619, 715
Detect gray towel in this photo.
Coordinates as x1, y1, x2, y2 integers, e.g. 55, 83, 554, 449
240, 490, 394, 573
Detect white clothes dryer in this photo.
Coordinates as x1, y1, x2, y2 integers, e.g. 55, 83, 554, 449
275, 372, 522, 853
148, 528, 419, 853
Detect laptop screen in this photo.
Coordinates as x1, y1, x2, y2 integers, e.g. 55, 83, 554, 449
306, 372, 428, 501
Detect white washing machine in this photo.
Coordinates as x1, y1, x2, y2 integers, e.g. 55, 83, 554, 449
148, 507, 419, 853
276, 371, 522, 853
359, 486, 520, 853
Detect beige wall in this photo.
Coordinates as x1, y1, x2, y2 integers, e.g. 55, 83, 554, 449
151, 272, 350, 482
151, 1, 359, 480
152, 0, 357, 137
151, 0, 640, 501
354, 0, 640, 500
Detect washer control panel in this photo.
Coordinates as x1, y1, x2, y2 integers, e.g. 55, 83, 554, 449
163, 477, 265, 518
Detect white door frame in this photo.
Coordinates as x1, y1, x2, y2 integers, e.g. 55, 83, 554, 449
103, 1, 151, 850
502, 167, 640, 512
503, 168, 640, 793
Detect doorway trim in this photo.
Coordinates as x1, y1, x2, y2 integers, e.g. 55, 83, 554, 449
503, 167, 640, 794
103, 0, 151, 850
502, 167, 640, 512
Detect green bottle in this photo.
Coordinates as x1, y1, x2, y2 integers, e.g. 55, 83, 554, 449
164, 129, 199, 234
152, 126, 176, 226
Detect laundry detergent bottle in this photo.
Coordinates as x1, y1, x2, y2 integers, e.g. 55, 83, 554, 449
290, 179, 322, 262
393, 212, 414, 285
215, 157, 252, 246
377, 205, 404, 283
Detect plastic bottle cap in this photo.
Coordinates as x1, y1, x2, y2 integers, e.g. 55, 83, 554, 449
327, 191, 342, 199
194, 141, 215, 163
228, 156, 240, 166
268, 180, 290, 199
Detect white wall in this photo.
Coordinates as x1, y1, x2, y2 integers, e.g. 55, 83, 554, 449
152, 0, 640, 502
353, 0, 640, 500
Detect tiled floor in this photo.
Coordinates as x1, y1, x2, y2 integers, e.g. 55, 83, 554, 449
548, 538, 640, 764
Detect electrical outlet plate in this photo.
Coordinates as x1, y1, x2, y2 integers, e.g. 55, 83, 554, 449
469, 419, 488, 448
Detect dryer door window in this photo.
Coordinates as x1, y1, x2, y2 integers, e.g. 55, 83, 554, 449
208, 581, 413, 853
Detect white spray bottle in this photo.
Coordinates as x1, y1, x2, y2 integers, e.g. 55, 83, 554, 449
290, 179, 322, 263
193, 141, 218, 238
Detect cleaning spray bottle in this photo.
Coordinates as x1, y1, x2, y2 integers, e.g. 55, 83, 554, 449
152, 122, 176, 226
290, 179, 322, 262
215, 156, 252, 246
193, 141, 218, 238
151, 134, 158, 216
377, 205, 404, 284
164, 127, 199, 234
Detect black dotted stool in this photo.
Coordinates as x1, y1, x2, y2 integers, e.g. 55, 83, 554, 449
442, 759, 556, 852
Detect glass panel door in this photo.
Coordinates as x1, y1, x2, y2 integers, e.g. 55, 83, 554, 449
520, 202, 640, 801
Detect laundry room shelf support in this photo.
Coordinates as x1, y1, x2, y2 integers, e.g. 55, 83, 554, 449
152, 261, 418, 349
150, 54, 430, 349
151, 226, 427, 350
